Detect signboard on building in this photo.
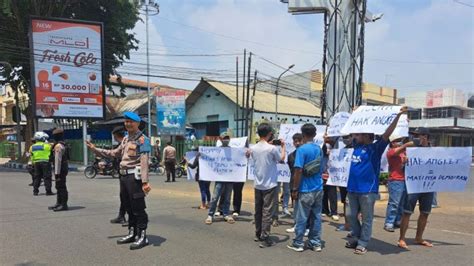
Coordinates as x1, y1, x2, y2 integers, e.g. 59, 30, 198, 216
156, 90, 186, 135
30, 18, 104, 118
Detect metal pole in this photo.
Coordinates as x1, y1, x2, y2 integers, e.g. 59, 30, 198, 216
245, 52, 252, 136
241, 49, 246, 137
83, 120, 88, 166
146, 3, 152, 137
275, 65, 294, 121
235, 57, 239, 137
14, 86, 21, 159
249, 70, 257, 143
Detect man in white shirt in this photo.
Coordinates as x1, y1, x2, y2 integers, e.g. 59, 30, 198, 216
247, 123, 286, 248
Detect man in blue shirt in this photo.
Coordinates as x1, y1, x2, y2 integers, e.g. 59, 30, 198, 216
287, 124, 324, 252
345, 106, 407, 255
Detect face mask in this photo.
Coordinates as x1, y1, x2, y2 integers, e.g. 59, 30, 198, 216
222, 140, 230, 146
342, 138, 352, 145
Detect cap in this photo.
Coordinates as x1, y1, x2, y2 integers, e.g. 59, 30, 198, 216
52, 128, 64, 135
411, 127, 430, 136
220, 131, 230, 139
123, 111, 141, 122
389, 134, 404, 142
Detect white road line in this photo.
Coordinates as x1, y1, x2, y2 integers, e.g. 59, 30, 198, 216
439, 229, 474, 236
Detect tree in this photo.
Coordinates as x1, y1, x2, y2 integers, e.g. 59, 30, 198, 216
0, 0, 140, 159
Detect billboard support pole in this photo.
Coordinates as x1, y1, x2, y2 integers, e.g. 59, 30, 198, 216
83, 120, 88, 166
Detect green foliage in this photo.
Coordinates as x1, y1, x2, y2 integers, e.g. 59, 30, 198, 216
379, 172, 389, 185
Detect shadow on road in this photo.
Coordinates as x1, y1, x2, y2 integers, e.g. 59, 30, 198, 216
366, 237, 410, 255
67, 206, 85, 211
15, 262, 48, 266
148, 234, 167, 247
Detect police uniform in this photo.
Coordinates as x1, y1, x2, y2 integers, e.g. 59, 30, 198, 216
91, 112, 151, 250
31, 139, 53, 196
49, 128, 69, 211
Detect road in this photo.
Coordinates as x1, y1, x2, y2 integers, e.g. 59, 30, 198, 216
0, 168, 473, 265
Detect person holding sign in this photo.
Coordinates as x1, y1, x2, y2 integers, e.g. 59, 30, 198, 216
247, 123, 286, 248
398, 127, 434, 250
287, 124, 324, 253
345, 106, 407, 255
187, 150, 212, 210
383, 135, 414, 232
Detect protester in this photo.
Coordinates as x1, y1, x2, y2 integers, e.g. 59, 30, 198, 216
345, 106, 407, 255
322, 143, 339, 221
187, 151, 211, 210
398, 127, 434, 250
336, 134, 353, 233
383, 135, 414, 232
163, 141, 177, 182
247, 123, 285, 248
287, 124, 324, 252
205, 133, 235, 224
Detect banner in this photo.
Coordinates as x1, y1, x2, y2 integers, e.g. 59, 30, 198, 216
327, 112, 350, 137
156, 90, 186, 135
279, 124, 326, 154
31, 18, 104, 118
340, 106, 407, 135
248, 160, 291, 183
198, 147, 247, 182
216, 137, 248, 148
326, 148, 353, 187
185, 151, 198, 181
405, 147, 472, 193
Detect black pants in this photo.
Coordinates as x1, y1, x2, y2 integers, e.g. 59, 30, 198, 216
255, 187, 278, 239
165, 159, 176, 181
323, 184, 338, 216
55, 169, 68, 205
120, 174, 148, 230
33, 162, 52, 193
232, 182, 245, 214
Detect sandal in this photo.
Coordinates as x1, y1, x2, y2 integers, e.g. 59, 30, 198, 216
345, 241, 357, 249
397, 241, 410, 250
415, 240, 433, 247
354, 246, 367, 255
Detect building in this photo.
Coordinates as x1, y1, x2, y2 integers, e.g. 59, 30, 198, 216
404, 88, 474, 148
186, 79, 321, 141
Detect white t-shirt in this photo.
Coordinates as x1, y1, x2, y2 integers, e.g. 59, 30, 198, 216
250, 141, 281, 190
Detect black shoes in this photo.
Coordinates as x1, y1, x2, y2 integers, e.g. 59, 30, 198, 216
117, 227, 137, 245
259, 238, 275, 248
130, 229, 149, 250
110, 216, 126, 224
33, 192, 39, 196
48, 203, 60, 210
45, 191, 55, 196
53, 205, 68, 212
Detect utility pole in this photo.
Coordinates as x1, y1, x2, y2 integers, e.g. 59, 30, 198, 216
275, 64, 295, 121
245, 52, 252, 136
235, 57, 239, 137
249, 70, 258, 143
241, 49, 246, 137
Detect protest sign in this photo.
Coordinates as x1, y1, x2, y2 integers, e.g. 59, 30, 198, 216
216, 137, 248, 148
279, 124, 326, 154
340, 106, 407, 135
326, 148, 353, 187
405, 147, 472, 193
198, 147, 247, 182
327, 112, 350, 137
185, 151, 198, 181
247, 160, 291, 183
390, 114, 409, 138
380, 146, 389, 173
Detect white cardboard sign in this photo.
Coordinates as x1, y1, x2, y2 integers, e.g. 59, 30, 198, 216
198, 147, 247, 182
340, 106, 406, 135
279, 124, 326, 154
327, 112, 350, 137
247, 160, 291, 183
405, 147, 472, 193
326, 148, 354, 187
185, 151, 198, 181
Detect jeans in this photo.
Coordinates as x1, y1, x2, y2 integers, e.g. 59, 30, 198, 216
347, 192, 378, 248
198, 181, 211, 204
282, 182, 290, 209
255, 187, 278, 240
323, 184, 338, 216
384, 180, 405, 228
293, 190, 323, 248
208, 182, 233, 216
432, 192, 438, 207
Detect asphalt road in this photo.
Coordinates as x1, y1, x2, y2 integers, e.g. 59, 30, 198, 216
0, 168, 473, 265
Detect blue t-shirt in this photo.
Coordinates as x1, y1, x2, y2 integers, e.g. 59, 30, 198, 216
294, 142, 323, 193
347, 138, 389, 193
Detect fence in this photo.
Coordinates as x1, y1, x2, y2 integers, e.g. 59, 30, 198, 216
0, 141, 19, 159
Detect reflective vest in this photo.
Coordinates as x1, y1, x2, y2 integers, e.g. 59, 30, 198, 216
31, 142, 51, 163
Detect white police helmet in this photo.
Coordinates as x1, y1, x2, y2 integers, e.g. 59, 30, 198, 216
33, 131, 49, 141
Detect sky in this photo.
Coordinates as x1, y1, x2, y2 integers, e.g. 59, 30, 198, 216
119, 0, 474, 98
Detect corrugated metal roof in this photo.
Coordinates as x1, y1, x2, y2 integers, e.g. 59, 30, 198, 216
205, 80, 321, 117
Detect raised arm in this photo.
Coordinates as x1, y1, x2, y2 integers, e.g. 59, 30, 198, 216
86, 140, 123, 159
382, 106, 408, 141
392, 141, 415, 156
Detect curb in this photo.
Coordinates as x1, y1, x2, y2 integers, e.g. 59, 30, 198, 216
2, 162, 84, 172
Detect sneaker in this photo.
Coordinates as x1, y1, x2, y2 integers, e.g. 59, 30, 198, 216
205, 216, 213, 225
286, 227, 295, 233
287, 243, 304, 252
259, 238, 275, 248
331, 215, 340, 221
383, 226, 395, 232
224, 216, 235, 224
304, 229, 310, 237
321, 213, 327, 217
232, 212, 239, 217
282, 208, 292, 217
308, 245, 322, 252
214, 211, 221, 217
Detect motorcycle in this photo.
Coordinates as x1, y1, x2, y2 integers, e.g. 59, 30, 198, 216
176, 159, 187, 178
149, 157, 165, 175
84, 156, 119, 179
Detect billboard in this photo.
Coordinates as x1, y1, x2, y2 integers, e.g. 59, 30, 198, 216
156, 90, 186, 135
30, 18, 104, 118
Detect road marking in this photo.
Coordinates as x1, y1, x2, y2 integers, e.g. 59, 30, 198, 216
439, 229, 473, 236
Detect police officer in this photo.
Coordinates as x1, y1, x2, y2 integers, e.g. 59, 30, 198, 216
31, 132, 54, 196
110, 126, 128, 225
48, 128, 69, 211
86, 112, 152, 250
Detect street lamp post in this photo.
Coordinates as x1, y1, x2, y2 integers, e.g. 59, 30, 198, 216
138, 0, 159, 137
275, 64, 294, 121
